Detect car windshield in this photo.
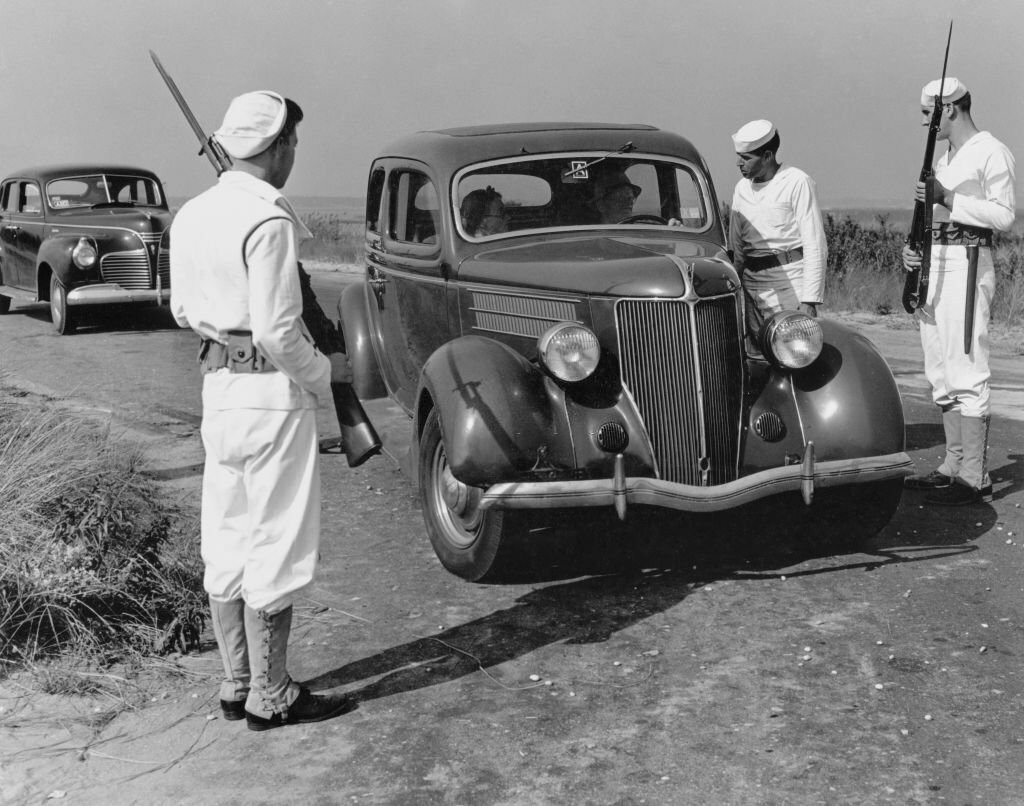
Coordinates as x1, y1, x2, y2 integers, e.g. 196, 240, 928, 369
46, 174, 163, 209
454, 154, 711, 241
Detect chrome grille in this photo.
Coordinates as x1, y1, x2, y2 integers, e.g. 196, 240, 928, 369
616, 297, 743, 485
101, 249, 153, 289
158, 252, 170, 288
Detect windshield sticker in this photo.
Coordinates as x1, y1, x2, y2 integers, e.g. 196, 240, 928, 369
566, 161, 589, 181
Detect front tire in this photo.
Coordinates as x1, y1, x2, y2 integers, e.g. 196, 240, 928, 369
418, 408, 523, 582
0, 294, 9, 314
49, 275, 75, 335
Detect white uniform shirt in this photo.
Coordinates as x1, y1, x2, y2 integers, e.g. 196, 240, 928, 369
170, 171, 331, 410
729, 165, 828, 304
935, 130, 1016, 232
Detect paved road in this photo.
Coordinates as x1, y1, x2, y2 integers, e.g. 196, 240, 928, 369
3, 275, 1024, 805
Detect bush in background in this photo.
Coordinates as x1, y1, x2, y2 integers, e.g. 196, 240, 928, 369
0, 395, 206, 668
300, 212, 363, 264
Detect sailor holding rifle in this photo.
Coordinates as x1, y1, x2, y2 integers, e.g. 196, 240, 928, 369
171, 92, 356, 730
901, 77, 1015, 506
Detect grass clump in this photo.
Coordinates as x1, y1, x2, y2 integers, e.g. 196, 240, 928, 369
0, 395, 205, 670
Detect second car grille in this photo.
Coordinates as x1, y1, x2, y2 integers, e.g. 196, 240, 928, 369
101, 249, 155, 289
616, 297, 743, 485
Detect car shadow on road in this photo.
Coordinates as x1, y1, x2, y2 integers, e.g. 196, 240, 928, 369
303, 501, 979, 706
20, 304, 179, 334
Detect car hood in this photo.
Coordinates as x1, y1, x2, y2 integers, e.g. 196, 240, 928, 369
50, 207, 173, 231
456, 235, 738, 298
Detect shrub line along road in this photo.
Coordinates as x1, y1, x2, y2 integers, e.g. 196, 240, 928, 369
2, 268, 1024, 804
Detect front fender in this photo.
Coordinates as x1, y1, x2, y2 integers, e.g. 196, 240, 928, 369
743, 319, 904, 473
793, 319, 905, 458
37, 237, 80, 292
338, 281, 388, 400
420, 336, 558, 486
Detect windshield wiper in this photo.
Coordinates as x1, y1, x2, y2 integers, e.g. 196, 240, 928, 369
561, 141, 635, 178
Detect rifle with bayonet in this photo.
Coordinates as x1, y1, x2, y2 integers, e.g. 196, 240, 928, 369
901, 22, 953, 314
150, 50, 381, 466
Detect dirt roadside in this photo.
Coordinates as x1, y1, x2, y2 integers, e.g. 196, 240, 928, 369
2, 298, 1024, 805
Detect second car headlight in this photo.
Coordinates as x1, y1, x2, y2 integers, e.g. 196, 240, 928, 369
538, 323, 600, 382
760, 311, 824, 369
72, 237, 98, 269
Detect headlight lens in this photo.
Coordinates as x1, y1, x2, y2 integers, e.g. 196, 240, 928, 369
538, 323, 600, 382
71, 237, 98, 269
760, 311, 824, 369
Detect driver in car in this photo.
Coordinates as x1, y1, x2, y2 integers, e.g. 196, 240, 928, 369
591, 169, 642, 223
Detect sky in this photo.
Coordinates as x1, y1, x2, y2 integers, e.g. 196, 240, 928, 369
2, 0, 1022, 208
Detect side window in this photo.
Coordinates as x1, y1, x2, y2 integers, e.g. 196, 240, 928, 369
366, 168, 385, 234
0, 182, 11, 213
387, 170, 439, 245
671, 167, 708, 229
22, 183, 42, 215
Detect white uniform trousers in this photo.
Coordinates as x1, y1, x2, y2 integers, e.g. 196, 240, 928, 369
200, 405, 321, 613
917, 245, 995, 419
743, 259, 806, 343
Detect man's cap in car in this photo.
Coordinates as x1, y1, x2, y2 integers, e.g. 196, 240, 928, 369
592, 170, 641, 201
214, 91, 287, 160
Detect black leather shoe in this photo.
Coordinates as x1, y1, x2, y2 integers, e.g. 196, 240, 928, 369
927, 479, 983, 506
220, 699, 246, 721
905, 470, 953, 490
245, 687, 357, 732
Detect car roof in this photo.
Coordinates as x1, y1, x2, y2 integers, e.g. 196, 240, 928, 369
3, 165, 162, 182
374, 123, 707, 175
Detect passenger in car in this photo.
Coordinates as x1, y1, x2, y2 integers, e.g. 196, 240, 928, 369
590, 169, 642, 224
460, 186, 510, 236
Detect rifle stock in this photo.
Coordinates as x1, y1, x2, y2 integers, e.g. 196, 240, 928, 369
152, 51, 381, 466
901, 22, 953, 314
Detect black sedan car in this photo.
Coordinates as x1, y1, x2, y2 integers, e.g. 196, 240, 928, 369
340, 122, 911, 581
0, 165, 172, 333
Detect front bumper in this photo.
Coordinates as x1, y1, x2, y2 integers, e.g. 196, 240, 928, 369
478, 446, 912, 519
67, 284, 167, 306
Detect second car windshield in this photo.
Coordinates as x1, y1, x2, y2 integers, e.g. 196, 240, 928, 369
46, 175, 163, 209
455, 155, 709, 239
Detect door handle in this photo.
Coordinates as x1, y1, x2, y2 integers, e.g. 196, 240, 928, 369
367, 267, 388, 306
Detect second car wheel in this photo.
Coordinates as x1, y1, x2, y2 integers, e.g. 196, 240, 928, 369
0, 294, 10, 314
418, 408, 524, 582
49, 275, 76, 335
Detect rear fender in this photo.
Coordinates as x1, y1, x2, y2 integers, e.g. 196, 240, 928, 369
339, 281, 388, 400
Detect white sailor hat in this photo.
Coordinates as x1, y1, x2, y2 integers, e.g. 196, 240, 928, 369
921, 77, 967, 106
214, 91, 287, 160
732, 119, 777, 153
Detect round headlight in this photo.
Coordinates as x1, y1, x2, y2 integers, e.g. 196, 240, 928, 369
71, 237, 98, 269
538, 323, 600, 382
760, 311, 823, 369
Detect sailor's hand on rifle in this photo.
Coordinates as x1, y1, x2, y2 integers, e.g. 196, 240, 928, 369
329, 352, 353, 384
901, 244, 923, 272
915, 177, 950, 209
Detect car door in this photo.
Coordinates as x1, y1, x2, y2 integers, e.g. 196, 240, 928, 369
0, 181, 45, 290
364, 161, 450, 413
0, 180, 30, 289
